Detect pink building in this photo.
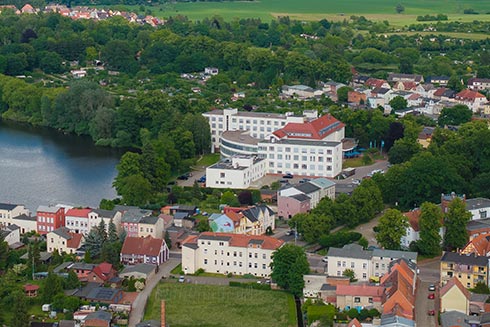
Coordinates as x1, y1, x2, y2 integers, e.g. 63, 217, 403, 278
277, 193, 311, 219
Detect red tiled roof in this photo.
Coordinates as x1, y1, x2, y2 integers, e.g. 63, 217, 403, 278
121, 236, 164, 256
158, 214, 173, 224
462, 234, 490, 256
65, 208, 92, 218
403, 209, 421, 231
98, 262, 113, 275
67, 232, 83, 249
408, 93, 421, 100
456, 89, 486, 100
24, 284, 39, 291
365, 78, 388, 89
434, 88, 448, 97
185, 232, 284, 250
440, 276, 470, 300
272, 114, 344, 141
336, 284, 384, 297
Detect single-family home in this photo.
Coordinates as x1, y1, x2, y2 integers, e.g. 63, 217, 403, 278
119, 264, 156, 280
120, 236, 169, 266
182, 232, 284, 277
88, 209, 122, 234
387, 73, 424, 84
336, 284, 384, 311
440, 277, 471, 314
138, 216, 164, 238
84, 311, 112, 327
365, 78, 391, 89
466, 198, 490, 220
468, 78, 490, 91
12, 214, 37, 234
0, 224, 20, 246
86, 262, 117, 284
454, 89, 487, 113
380, 260, 416, 321
325, 244, 372, 282
47, 227, 84, 254
427, 76, 450, 86
461, 234, 490, 257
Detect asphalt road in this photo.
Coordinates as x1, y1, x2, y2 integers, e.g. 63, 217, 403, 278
415, 258, 441, 327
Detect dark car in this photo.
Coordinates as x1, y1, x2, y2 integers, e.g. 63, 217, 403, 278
197, 175, 206, 183
282, 173, 293, 179
177, 175, 189, 180
279, 179, 290, 184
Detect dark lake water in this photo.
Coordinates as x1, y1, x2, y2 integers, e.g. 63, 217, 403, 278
0, 120, 123, 212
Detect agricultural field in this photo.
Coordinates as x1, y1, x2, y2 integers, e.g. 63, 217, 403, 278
128, 0, 490, 25
144, 283, 297, 327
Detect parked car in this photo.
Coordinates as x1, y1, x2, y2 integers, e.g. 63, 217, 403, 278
286, 230, 295, 236
428, 310, 435, 316
282, 173, 293, 179
279, 179, 290, 184
352, 179, 361, 185
428, 293, 435, 299
177, 174, 189, 180
299, 178, 311, 184
198, 175, 206, 183
428, 284, 436, 291
178, 276, 185, 283
322, 256, 328, 263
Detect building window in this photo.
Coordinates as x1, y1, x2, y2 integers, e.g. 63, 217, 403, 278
362, 273, 367, 279
262, 264, 266, 269
262, 254, 266, 259
351, 262, 355, 268
337, 261, 341, 267
368, 298, 373, 303
204, 259, 208, 264
354, 297, 360, 303
363, 263, 367, 269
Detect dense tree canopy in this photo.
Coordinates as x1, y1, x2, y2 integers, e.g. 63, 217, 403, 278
376, 209, 408, 250
270, 244, 309, 297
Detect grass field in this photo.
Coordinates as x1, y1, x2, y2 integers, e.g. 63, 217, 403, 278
130, 0, 490, 25
144, 283, 297, 327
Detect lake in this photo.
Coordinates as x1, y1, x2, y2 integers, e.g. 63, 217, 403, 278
0, 120, 123, 212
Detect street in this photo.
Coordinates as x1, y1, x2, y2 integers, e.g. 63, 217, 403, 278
415, 257, 441, 327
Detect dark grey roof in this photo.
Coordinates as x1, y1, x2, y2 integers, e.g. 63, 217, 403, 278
174, 212, 189, 219
70, 262, 96, 271
480, 312, 490, 324
140, 216, 160, 224
51, 227, 72, 239
121, 208, 152, 223
467, 218, 490, 231
440, 311, 470, 327
175, 205, 197, 212
13, 214, 36, 221
470, 293, 489, 303
30, 323, 55, 327
327, 243, 373, 260
372, 87, 391, 94
54, 262, 73, 273
74, 282, 100, 298
85, 310, 112, 322
0, 203, 18, 210
249, 239, 264, 245
372, 249, 417, 262
121, 264, 156, 275
92, 208, 119, 218
294, 182, 321, 194
441, 252, 489, 266
58, 321, 76, 327
380, 314, 415, 327
86, 287, 120, 301
290, 194, 311, 202
182, 242, 198, 250
136, 320, 161, 327
199, 234, 232, 242
242, 205, 274, 223
320, 284, 336, 291
466, 198, 490, 210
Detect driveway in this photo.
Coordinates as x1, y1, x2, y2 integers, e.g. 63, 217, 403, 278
128, 258, 180, 327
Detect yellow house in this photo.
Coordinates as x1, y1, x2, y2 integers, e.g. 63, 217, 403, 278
440, 252, 489, 289
440, 277, 470, 314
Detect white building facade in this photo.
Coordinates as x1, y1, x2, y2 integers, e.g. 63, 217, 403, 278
0, 203, 29, 227
206, 156, 267, 189
182, 232, 284, 277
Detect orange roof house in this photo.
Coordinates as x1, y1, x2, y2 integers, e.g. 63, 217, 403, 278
440, 277, 471, 314
381, 260, 416, 320
462, 234, 490, 256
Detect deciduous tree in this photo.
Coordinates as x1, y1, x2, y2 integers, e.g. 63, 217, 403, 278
417, 202, 442, 256
376, 209, 408, 250
444, 198, 472, 251
271, 244, 310, 297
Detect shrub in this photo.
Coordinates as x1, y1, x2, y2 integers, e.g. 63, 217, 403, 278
195, 268, 205, 275
319, 231, 362, 249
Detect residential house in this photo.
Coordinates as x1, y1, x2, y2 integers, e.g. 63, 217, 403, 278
440, 311, 474, 327
440, 277, 471, 314
281, 85, 322, 99
348, 90, 367, 104
12, 214, 37, 234
120, 236, 169, 266
393, 81, 418, 92
387, 73, 424, 84
365, 78, 390, 89
24, 284, 39, 297
278, 178, 335, 219
462, 234, 490, 256
36, 205, 65, 235
88, 209, 122, 234
417, 126, 436, 148
468, 78, 490, 91
0, 203, 29, 228
467, 218, 490, 241
380, 314, 415, 327
86, 262, 117, 284
119, 264, 156, 280
0, 224, 20, 246
173, 212, 194, 229
241, 204, 276, 235
336, 284, 384, 311
380, 260, 416, 321
84, 311, 112, 327
121, 208, 152, 238
466, 198, 490, 220
47, 227, 83, 254
454, 89, 487, 113
181, 232, 284, 277
158, 213, 174, 230
371, 249, 417, 278
347, 319, 362, 327
440, 251, 489, 288
427, 76, 450, 86
65, 208, 92, 235
138, 216, 164, 238
208, 212, 244, 233
21, 3, 36, 13
325, 244, 372, 281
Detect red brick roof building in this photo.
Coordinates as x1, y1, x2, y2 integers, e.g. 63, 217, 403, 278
120, 236, 169, 266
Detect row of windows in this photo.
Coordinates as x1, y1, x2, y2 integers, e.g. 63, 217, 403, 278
203, 259, 268, 269
38, 217, 54, 223
337, 270, 368, 279
268, 154, 332, 162
269, 162, 332, 171
67, 221, 88, 227
202, 249, 267, 259
337, 261, 368, 269
38, 225, 54, 231
259, 146, 333, 155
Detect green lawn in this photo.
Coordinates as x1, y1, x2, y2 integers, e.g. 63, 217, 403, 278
120, 0, 490, 25
144, 283, 297, 327
196, 153, 220, 167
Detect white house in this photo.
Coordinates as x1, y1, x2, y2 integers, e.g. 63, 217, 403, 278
466, 198, 490, 220
206, 155, 267, 189
88, 209, 122, 234
65, 208, 92, 235
47, 227, 84, 254
182, 232, 284, 277
0, 203, 29, 227
0, 224, 20, 246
